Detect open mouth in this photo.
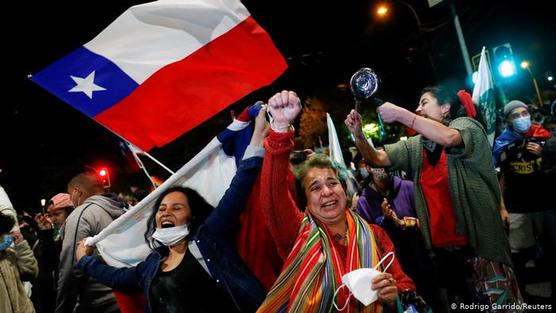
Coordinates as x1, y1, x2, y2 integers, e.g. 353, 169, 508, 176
321, 200, 337, 208
161, 221, 175, 228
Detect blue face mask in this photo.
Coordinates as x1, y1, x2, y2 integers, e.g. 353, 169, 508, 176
511, 116, 531, 134
359, 168, 369, 179
0, 234, 14, 251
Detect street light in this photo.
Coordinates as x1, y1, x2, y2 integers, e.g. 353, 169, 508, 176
374, 1, 422, 30
376, 5, 389, 17
374, 1, 437, 78
520, 61, 543, 105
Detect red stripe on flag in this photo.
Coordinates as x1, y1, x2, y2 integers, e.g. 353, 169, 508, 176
96, 16, 286, 151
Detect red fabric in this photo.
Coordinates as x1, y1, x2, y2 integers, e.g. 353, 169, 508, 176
260, 129, 415, 291
96, 17, 287, 151
420, 150, 469, 247
236, 175, 283, 291
112, 291, 145, 313
370, 224, 416, 291
261, 129, 304, 260
457, 90, 476, 118
406, 127, 418, 137
525, 124, 552, 139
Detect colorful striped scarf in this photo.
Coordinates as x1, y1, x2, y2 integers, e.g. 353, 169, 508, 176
257, 210, 383, 313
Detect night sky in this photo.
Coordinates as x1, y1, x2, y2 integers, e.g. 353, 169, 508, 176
1, 0, 554, 211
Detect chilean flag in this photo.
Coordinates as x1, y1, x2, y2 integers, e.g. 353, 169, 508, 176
31, 0, 287, 151
85, 104, 274, 313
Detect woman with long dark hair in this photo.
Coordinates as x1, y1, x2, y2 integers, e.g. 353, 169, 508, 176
75, 108, 269, 313
346, 85, 522, 311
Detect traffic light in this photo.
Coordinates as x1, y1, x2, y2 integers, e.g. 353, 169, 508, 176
97, 167, 111, 189
493, 43, 516, 78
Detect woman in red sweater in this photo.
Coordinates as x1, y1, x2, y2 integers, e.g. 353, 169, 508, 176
257, 90, 416, 313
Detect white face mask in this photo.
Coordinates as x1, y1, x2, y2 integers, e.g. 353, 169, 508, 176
152, 224, 189, 246
333, 251, 395, 310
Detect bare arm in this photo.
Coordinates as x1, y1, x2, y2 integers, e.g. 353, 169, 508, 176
345, 110, 391, 167
378, 102, 462, 147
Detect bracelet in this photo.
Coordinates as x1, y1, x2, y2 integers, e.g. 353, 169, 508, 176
410, 114, 417, 128
271, 122, 291, 133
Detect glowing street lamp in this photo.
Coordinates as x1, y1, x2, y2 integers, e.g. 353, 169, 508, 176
374, 1, 437, 78
520, 61, 543, 105
376, 5, 389, 17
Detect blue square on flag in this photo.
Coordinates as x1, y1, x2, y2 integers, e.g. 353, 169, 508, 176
32, 47, 137, 117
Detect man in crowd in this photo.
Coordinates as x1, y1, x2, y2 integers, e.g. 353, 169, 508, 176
56, 171, 126, 313
493, 100, 553, 299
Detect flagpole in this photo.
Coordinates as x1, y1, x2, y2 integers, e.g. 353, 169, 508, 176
28, 73, 176, 177
138, 160, 158, 189
141, 152, 175, 175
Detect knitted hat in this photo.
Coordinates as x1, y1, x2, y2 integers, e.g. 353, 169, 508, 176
47, 193, 74, 213
503, 100, 528, 119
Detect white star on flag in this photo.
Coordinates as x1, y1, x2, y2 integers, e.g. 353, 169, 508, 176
68, 71, 106, 99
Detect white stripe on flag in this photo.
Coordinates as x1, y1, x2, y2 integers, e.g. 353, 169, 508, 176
87, 119, 249, 267
85, 0, 250, 83
327, 113, 358, 197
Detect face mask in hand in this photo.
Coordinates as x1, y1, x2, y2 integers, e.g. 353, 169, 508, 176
152, 224, 189, 247
0, 234, 14, 251
333, 251, 396, 310
511, 116, 531, 134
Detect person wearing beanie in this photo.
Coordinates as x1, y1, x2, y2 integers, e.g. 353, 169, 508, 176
493, 99, 554, 300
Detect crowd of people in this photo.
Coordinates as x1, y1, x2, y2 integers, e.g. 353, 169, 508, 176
1, 87, 554, 313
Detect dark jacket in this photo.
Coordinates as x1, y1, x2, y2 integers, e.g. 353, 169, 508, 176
356, 176, 416, 225
78, 155, 265, 313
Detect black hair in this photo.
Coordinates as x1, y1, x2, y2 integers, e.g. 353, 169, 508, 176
292, 153, 347, 209
421, 86, 466, 124
289, 151, 308, 165
144, 186, 213, 248
0, 212, 15, 235
421, 85, 486, 128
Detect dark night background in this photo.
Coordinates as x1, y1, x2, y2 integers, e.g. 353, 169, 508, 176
1, 0, 555, 212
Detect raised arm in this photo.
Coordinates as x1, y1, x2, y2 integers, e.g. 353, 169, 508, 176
377, 102, 462, 147
345, 110, 391, 167
205, 106, 268, 237
261, 91, 304, 260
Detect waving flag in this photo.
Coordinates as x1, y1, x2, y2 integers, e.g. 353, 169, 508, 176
31, 0, 287, 151
472, 46, 497, 145
327, 113, 358, 197
86, 108, 253, 267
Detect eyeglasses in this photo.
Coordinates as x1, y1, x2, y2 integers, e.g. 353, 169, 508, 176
509, 110, 530, 120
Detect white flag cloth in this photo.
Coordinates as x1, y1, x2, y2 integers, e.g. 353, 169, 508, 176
327, 113, 358, 197
86, 118, 251, 267
472, 46, 497, 145
31, 0, 286, 151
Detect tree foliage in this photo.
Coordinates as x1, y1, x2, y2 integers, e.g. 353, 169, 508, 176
298, 97, 328, 150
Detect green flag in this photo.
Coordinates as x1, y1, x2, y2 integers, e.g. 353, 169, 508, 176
472, 46, 497, 145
